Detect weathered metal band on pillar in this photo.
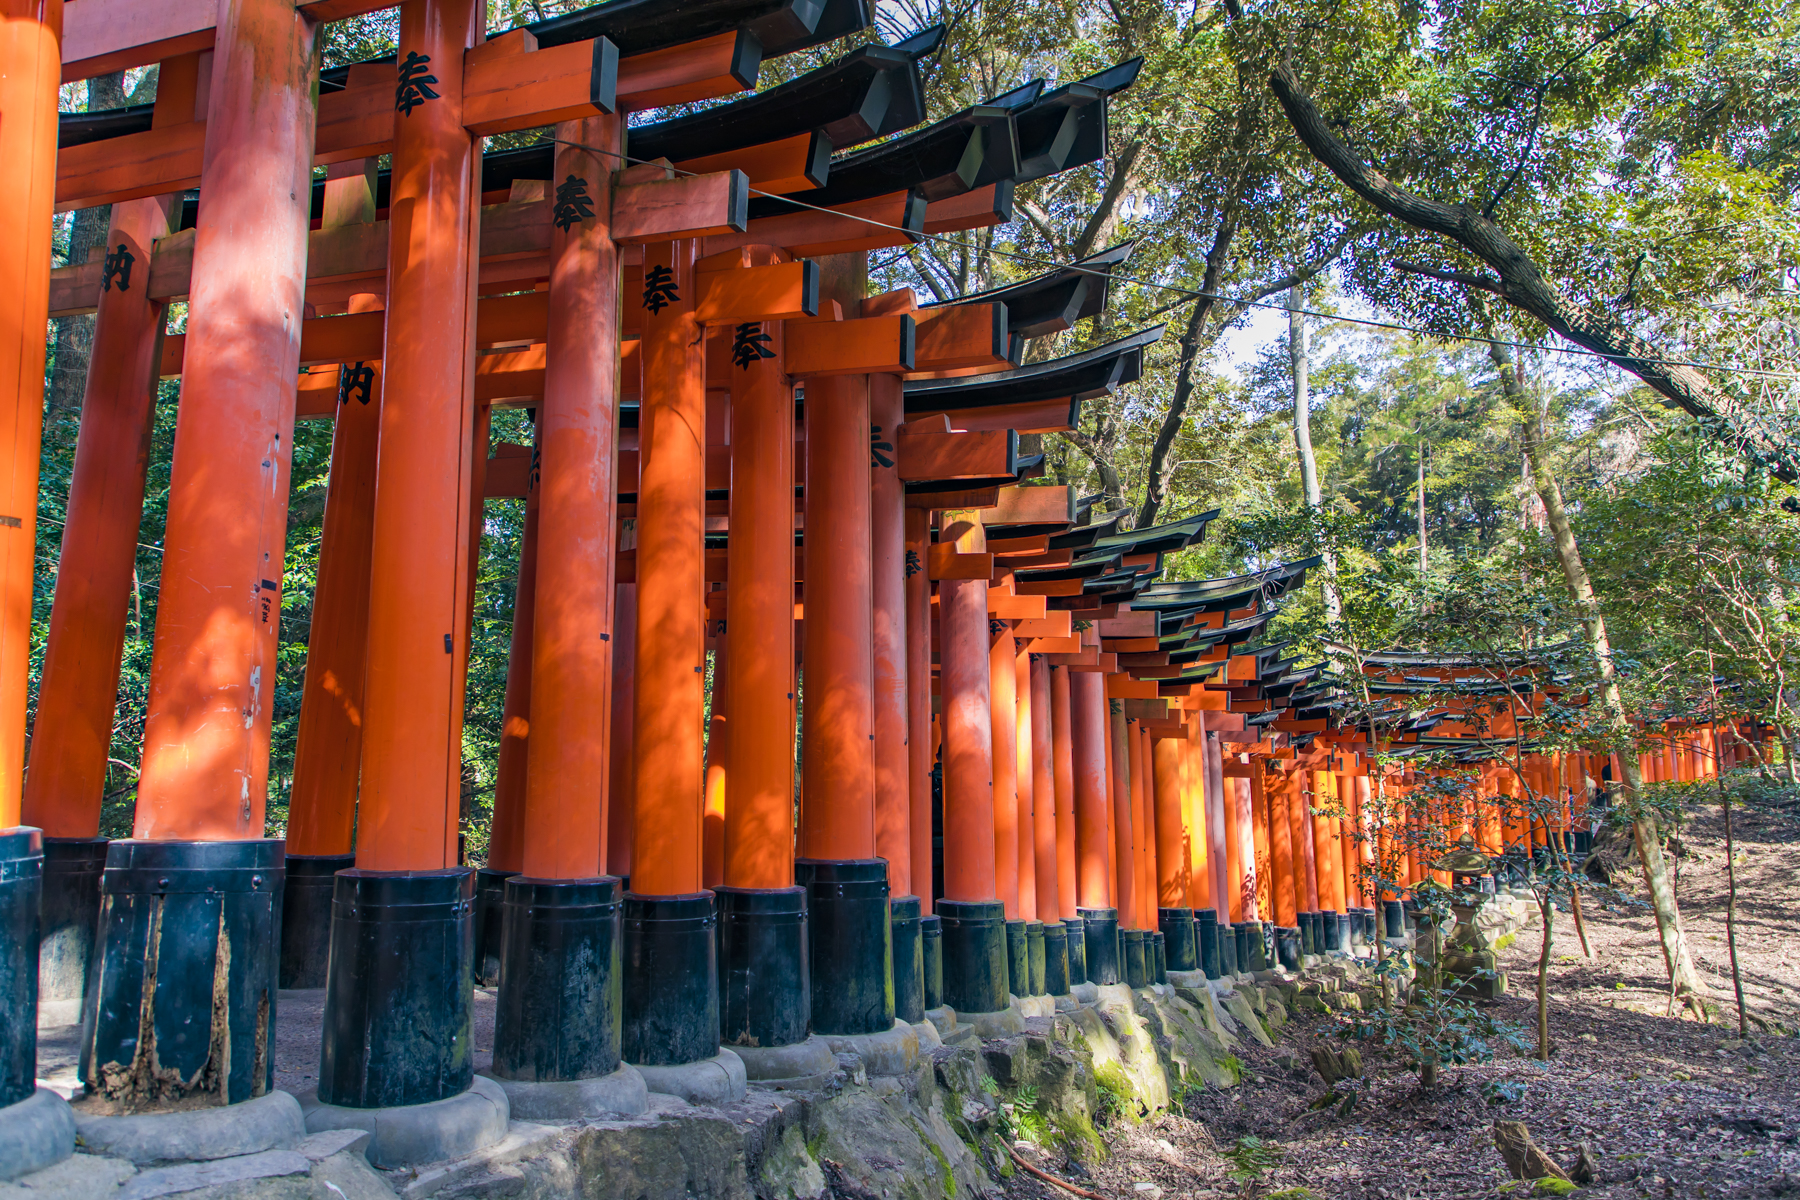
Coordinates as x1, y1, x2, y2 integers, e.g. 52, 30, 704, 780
622, 892, 719, 1067
795, 859, 893, 1036
1122, 929, 1147, 989
1077, 906, 1119, 986
1004, 918, 1028, 999
1025, 920, 1045, 997
890, 895, 924, 1024
1158, 907, 1196, 974
920, 913, 943, 1010
1196, 908, 1221, 979
1063, 915, 1086, 984
474, 867, 517, 987
1, 828, 45, 1109
1042, 921, 1069, 995
716, 885, 809, 1050
38, 837, 107, 1004
936, 898, 1007, 1015
280, 852, 354, 989
84, 839, 284, 1107
492, 876, 622, 1083
319, 867, 474, 1109
1276, 925, 1302, 971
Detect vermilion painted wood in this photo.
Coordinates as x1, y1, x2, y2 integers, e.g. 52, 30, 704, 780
22, 196, 168, 837
894, 427, 1013, 482
520, 116, 622, 880
0, 0, 63, 829
1070, 669, 1109, 909
676, 132, 826, 196
1101, 684, 1118, 909
1251, 766, 1274, 918
1221, 771, 1244, 923
1339, 772, 1362, 908
1109, 711, 1135, 928
703, 639, 728, 888
1291, 768, 1320, 912
1185, 729, 1212, 913
353, 0, 482, 870
1028, 656, 1057, 921
1151, 735, 1185, 908
939, 510, 996, 903
1265, 765, 1295, 925
798, 352, 875, 860
631, 238, 706, 894
908, 302, 1008, 374
694, 259, 815, 325
1313, 773, 1344, 914
871, 372, 912, 896
485, 468, 537, 875
1138, 724, 1157, 930
1014, 646, 1035, 922
723, 318, 795, 891
988, 627, 1019, 918
132, 0, 316, 840
606, 581, 637, 878
786, 313, 913, 376
286, 289, 383, 857
1049, 665, 1077, 919
904, 506, 933, 912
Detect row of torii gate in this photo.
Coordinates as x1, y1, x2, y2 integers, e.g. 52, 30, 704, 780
0, 0, 1745, 1173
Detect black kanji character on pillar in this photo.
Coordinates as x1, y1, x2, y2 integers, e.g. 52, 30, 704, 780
553, 174, 596, 231
101, 243, 135, 293
528, 444, 541, 494
395, 51, 439, 115
870, 424, 895, 469
338, 362, 376, 406
989, 618, 1007, 637
642, 264, 680, 314
904, 549, 922, 578
731, 323, 774, 369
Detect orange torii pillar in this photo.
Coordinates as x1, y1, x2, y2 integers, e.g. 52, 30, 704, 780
1186, 723, 1212, 914
1072, 673, 1120, 983
718, 311, 810, 1060
0, 0, 64, 1152
1014, 646, 1045, 994
280, 160, 384, 991
991, 624, 1026, 993
607, 581, 637, 879
1201, 719, 1232, 972
871, 372, 924, 1023
480, 444, 539, 985
904, 507, 936, 1002
317, 0, 490, 1124
490, 117, 634, 1108
1050, 664, 1085, 983
704, 636, 729, 888
1290, 767, 1323, 958
1029, 656, 1066, 992
1136, 723, 1166, 979
797, 276, 892, 1040
620, 234, 720, 1072
24, 195, 171, 1008
1152, 731, 1197, 972
1110, 707, 1145, 985
80, 0, 316, 1112
938, 509, 1008, 1013
1313, 769, 1347, 954
1265, 765, 1301, 968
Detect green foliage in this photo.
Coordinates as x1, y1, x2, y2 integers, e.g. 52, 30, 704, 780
1223, 1135, 1283, 1183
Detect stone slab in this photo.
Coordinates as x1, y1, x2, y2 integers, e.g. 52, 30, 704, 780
1015, 994, 1055, 1018
633, 1049, 747, 1107
72, 1089, 305, 1167
823, 1021, 919, 1077
912, 1019, 942, 1052
0, 1089, 77, 1183
962, 1005, 1026, 1039
116, 1149, 311, 1200
396, 1122, 562, 1199
300, 1075, 510, 1170
0, 1151, 136, 1200
481, 1064, 648, 1121
730, 1035, 837, 1083
923, 1006, 957, 1036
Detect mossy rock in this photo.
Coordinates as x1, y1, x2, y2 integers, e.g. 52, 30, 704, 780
1493, 932, 1518, 952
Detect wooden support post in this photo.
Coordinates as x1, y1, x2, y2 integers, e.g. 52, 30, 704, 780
1233, 773, 1258, 921
1205, 723, 1230, 919
1135, 724, 1155, 931
1267, 766, 1297, 927
84, 0, 315, 1111
0, 0, 63, 834
1014, 647, 1036, 925
904, 507, 932, 913
871, 373, 911, 901
1291, 769, 1320, 914
1186, 730, 1212, 913
990, 626, 1020, 918
606, 581, 636, 878
1251, 767, 1274, 921
1029, 656, 1058, 920
1110, 708, 1135, 931
1220, 764, 1243, 923
1151, 736, 1186, 907
1070, 668, 1116, 981
487, 457, 538, 878
1313, 770, 1345, 916
25, 195, 171, 838
1050, 665, 1077, 920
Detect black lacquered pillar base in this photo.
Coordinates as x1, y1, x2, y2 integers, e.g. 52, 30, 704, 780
890, 896, 923, 1025
2, 828, 45, 1109
280, 853, 354, 989
1077, 906, 1119, 986
1158, 907, 1196, 973
38, 836, 106, 1003
1025, 921, 1045, 995
937, 899, 1007, 1014
716, 886, 808, 1048
1152, 931, 1166, 982
319, 868, 473, 1108
1122, 930, 1147, 988
1042, 921, 1069, 995
1004, 919, 1028, 998
1298, 911, 1317, 957
1233, 923, 1254, 973
622, 893, 719, 1067
795, 859, 892, 1036
1275, 926, 1301, 970
85, 839, 284, 1106
1218, 921, 1238, 975
1064, 915, 1086, 983
474, 868, 516, 988
1197, 909, 1221, 979
920, 914, 943, 1009
1321, 909, 1341, 956
1382, 899, 1405, 939
492, 877, 621, 1082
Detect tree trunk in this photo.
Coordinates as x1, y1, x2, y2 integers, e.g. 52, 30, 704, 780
1491, 342, 1710, 1012
1288, 286, 1341, 630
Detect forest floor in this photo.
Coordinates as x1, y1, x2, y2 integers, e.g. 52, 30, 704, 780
1004, 798, 1800, 1200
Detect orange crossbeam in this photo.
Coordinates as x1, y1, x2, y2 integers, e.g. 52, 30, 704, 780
786, 314, 915, 376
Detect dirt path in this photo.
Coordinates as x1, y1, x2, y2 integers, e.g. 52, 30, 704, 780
1004, 800, 1800, 1199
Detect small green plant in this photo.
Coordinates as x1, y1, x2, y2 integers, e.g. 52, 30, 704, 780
997, 1085, 1053, 1146
1482, 1079, 1529, 1106
1224, 1135, 1282, 1183
1092, 1063, 1132, 1126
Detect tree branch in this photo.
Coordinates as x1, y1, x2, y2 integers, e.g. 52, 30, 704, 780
1267, 57, 1799, 482
1392, 259, 1505, 295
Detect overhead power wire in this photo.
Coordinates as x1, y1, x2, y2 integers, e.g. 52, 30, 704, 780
556, 134, 1797, 381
